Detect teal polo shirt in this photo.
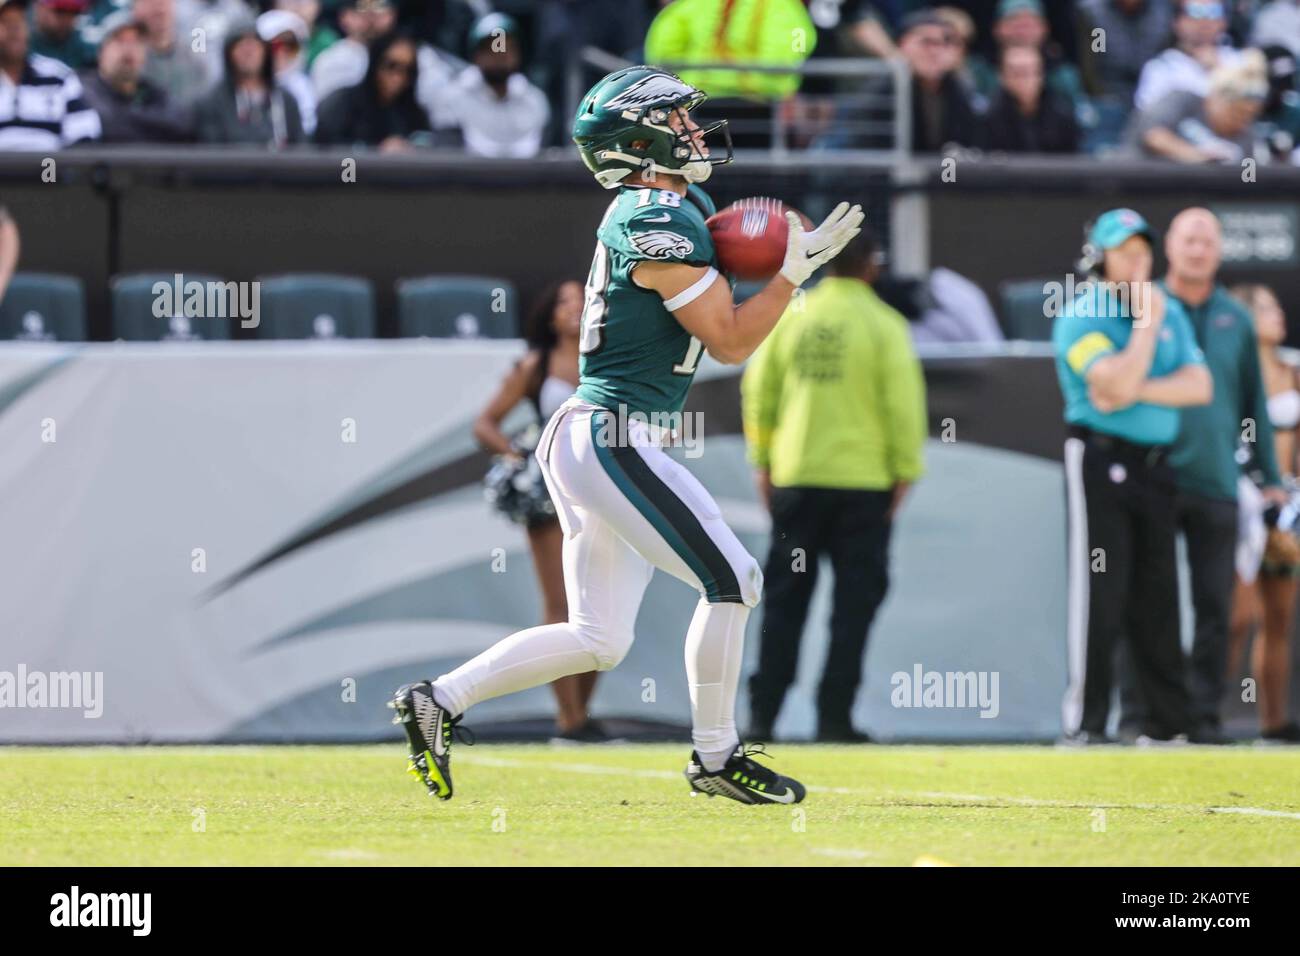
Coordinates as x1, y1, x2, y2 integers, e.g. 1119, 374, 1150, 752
1165, 282, 1281, 502
1052, 283, 1205, 446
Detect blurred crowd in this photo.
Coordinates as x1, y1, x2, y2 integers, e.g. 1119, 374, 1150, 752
0, 0, 1296, 162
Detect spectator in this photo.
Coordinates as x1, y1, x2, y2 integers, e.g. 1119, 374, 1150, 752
1120, 209, 1287, 745
644, 0, 816, 149
309, 0, 393, 103
194, 22, 304, 147
1251, 0, 1300, 60
1125, 51, 1269, 162
1135, 0, 1244, 111
276, 0, 334, 68
314, 30, 429, 151
1258, 44, 1300, 162
257, 8, 314, 135
534, 0, 648, 146
933, 5, 981, 103
897, 9, 979, 151
1227, 283, 1300, 743
1077, 0, 1175, 148
176, 0, 255, 86
969, 0, 1092, 129
30, 0, 97, 69
0, 0, 100, 149
79, 10, 193, 141
742, 228, 926, 742
430, 13, 547, 159
984, 44, 1081, 152
133, 0, 209, 105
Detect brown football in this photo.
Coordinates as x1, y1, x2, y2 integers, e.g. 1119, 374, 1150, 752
706, 197, 813, 281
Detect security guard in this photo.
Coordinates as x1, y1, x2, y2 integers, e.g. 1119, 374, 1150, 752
1053, 208, 1213, 744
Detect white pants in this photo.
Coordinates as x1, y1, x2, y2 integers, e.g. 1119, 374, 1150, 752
432, 398, 762, 766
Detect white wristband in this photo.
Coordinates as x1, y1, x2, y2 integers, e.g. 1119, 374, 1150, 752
662, 267, 719, 312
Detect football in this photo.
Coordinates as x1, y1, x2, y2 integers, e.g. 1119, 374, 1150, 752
706, 197, 813, 281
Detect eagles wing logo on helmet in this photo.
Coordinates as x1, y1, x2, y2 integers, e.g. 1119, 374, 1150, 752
603, 74, 697, 114
629, 230, 695, 260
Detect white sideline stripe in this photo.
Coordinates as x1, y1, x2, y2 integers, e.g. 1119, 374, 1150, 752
1208, 807, 1300, 820
1062, 436, 1088, 736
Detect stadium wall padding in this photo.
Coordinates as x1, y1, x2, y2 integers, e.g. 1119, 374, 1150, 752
0, 341, 1080, 743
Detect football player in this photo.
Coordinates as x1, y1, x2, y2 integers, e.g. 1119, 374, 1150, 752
392, 65, 863, 805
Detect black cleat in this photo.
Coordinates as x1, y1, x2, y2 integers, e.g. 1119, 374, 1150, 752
684, 742, 806, 805
389, 681, 471, 800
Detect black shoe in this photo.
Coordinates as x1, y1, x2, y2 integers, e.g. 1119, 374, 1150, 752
389, 681, 472, 800
816, 724, 871, 743
1057, 730, 1113, 747
1261, 721, 1300, 743
1189, 724, 1231, 745
683, 742, 806, 805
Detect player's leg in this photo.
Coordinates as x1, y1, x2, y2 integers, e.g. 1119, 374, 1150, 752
392, 407, 652, 799
572, 408, 803, 803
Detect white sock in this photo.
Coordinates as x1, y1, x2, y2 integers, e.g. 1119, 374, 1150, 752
432, 623, 601, 717
685, 599, 748, 772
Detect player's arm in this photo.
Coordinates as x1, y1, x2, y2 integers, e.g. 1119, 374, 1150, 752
634, 202, 864, 365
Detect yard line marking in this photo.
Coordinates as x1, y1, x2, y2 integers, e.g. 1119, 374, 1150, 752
1208, 807, 1300, 819
810, 847, 878, 860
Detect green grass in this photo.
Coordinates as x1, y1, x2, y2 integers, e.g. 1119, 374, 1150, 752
3, 744, 1299, 866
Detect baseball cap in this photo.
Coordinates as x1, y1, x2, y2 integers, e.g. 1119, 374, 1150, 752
468, 12, 519, 49
996, 0, 1044, 19
40, 0, 89, 11
1089, 209, 1153, 251
256, 10, 308, 44
98, 9, 141, 41
899, 10, 951, 38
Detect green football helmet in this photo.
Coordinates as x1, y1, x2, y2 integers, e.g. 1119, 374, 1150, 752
572, 65, 733, 189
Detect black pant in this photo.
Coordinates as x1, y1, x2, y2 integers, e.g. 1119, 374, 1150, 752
748, 486, 893, 732
1064, 430, 1190, 738
1118, 490, 1239, 735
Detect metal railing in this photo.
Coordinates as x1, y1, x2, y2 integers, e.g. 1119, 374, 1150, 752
568, 48, 912, 167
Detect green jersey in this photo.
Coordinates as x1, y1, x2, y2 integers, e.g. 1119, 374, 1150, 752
576, 184, 718, 419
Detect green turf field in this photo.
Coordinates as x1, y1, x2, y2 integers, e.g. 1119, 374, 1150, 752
3, 744, 1298, 866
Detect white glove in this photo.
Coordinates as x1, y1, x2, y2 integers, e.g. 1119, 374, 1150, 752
779, 201, 865, 288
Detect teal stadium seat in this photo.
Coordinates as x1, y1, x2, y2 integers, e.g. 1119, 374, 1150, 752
999, 278, 1059, 341
111, 272, 232, 340
255, 274, 376, 339
0, 272, 86, 341
396, 275, 518, 339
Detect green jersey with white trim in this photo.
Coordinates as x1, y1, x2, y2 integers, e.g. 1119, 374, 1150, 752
575, 184, 718, 419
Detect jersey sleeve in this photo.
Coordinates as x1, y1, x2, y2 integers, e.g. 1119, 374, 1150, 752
609, 190, 715, 267
1054, 308, 1117, 378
